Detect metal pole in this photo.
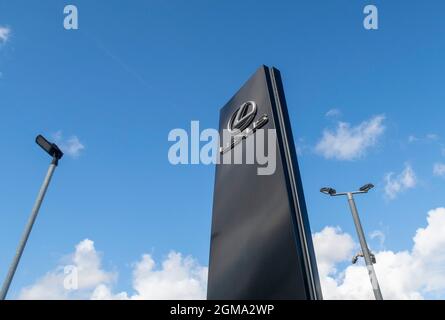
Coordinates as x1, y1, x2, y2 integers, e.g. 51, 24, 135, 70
346, 193, 383, 300
0, 159, 58, 300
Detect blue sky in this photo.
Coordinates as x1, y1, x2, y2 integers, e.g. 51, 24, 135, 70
1, 0, 445, 299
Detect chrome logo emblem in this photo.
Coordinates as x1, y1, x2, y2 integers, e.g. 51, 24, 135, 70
228, 101, 257, 134
220, 101, 269, 154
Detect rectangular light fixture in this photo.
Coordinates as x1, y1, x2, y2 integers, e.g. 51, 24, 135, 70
35, 135, 64, 160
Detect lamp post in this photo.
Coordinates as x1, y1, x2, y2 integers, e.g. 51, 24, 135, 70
0, 135, 63, 300
320, 184, 383, 301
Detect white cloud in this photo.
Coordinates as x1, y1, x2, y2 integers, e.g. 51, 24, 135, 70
408, 134, 439, 143
325, 109, 341, 118
313, 208, 445, 300
315, 115, 385, 160
19, 239, 117, 300
426, 134, 439, 141
433, 163, 445, 177
0, 26, 10, 43
130, 252, 207, 300
62, 136, 85, 157
384, 164, 417, 199
21, 209, 445, 300
53, 131, 85, 158
313, 227, 355, 277
19, 240, 207, 300
370, 230, 386, 248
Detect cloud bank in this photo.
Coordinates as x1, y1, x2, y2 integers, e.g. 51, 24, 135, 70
314, 208, 445, 299
19, 240, 207, 300
20, 208, 445, 300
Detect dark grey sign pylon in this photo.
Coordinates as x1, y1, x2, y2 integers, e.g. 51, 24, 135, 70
207, 66, 322, 300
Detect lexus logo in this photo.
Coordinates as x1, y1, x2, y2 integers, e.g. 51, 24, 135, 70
228, 101, 257, 134
220, 101, 269, 154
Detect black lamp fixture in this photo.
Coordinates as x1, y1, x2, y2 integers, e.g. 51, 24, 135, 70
35, 135, 64, 165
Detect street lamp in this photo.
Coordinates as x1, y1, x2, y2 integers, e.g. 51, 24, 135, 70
35, 135, 64, 164
0, 135, 63, 300
320, 187, 337, 196
320, 183, 384, 301
359, 184, 374, 193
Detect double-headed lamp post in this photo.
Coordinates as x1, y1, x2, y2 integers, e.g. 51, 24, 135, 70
320, 183, 384, 301
0, 135, 63, 300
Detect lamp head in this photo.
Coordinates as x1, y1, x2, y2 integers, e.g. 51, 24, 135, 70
320, 187, 337, 196
36, 135, 64, 161
359, 183, 374, 193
